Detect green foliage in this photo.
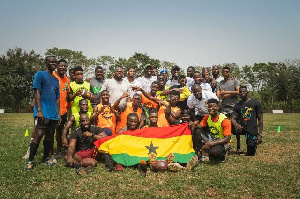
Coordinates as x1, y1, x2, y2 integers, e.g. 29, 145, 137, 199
0, 48, 43, 112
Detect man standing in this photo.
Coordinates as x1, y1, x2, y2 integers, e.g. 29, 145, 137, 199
186, 66, 195, 88
68, 66, 94, 115
231, 86, 263, 155
166, 65, 181, 87
217, 66, 240, 116
136, 64, 157, 93
124, 67, 142, 100
25, 56, 60, 170
52, 59, 70, 158
211, 65, 223, 93
90, 66, 105, 108
101, 67, 130, 107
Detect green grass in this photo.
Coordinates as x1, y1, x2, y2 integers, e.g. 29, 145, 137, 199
0, 113, 300, 198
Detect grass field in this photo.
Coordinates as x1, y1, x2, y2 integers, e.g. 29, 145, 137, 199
0, 113, 299, 198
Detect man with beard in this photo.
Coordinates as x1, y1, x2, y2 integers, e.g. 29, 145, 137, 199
62, 99, 93, 148
65, 113, 111, 168
90, 66, 105, 108
231, 86, 263, 156
124, 67, 142, 100
187, 84, 218, 122
101, 67, 130, 107
25, 56, 60, 170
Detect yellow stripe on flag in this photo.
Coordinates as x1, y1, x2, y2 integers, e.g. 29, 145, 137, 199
98, 134, 194, 157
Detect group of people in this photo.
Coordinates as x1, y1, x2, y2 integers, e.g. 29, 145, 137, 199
24, 56, 263, 174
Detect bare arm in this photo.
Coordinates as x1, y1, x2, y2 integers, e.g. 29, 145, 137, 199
257, 113, 263, 144
112, 92, 128, 111
34, 89, 44, 120
62, 116, 75, 147
66, 139, 77, 166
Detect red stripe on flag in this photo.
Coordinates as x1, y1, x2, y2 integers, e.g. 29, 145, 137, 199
94, 123, 191, 149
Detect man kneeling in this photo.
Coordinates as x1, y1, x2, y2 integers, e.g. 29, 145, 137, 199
190, 98, 231, 162
65, 113, 112, 171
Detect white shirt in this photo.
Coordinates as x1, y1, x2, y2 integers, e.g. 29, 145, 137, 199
165, 79, 179, 87
136, 76, 156, 93
101, 78, 130, 106
186, 77, 194, 89
187, 91, 218, 116
123, 77, 142, 98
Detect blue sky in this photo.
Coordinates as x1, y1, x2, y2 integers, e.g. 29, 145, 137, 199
0, 0, 299, 70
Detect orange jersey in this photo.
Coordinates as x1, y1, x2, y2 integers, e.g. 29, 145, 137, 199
53, 72, 70, 115
142, 94, 159, 110
116, 102, 142, 133
157, 104, 181, 127
96, 104, 117, 135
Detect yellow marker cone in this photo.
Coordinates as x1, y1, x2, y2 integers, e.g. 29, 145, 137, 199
277, 126, 281, 133
24, 129, 29, 137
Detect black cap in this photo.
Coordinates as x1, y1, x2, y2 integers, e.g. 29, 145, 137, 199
172, 65, 180, 71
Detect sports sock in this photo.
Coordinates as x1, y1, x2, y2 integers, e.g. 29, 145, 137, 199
43, 140, 51, 161
28, 143, 39, 162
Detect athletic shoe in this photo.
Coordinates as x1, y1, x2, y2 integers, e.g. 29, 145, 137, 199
24, 162, 34, 170
23, 147, 30, 160
76, 166, 93, 175
44, 156, 57, 166
185, 155, 198, 171
168, 163, 185, 172
236, 149, 244, 155
115, 163, 124, 171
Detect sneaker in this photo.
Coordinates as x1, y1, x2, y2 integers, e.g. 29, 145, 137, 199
168, 163, 185, 172
115, 163, 124, 171
23, 147, 30, 160
55, 152, 63, 159
44, 156, 57, 166
24, 162, 34, 170
166, 153, 175, 164
76, 166, 93, 175
236, 149, 244, 155
185, 155, 198, 171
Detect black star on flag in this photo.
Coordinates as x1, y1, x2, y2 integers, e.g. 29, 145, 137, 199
145, 141, 159, 155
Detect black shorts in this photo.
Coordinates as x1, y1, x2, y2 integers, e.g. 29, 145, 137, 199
58, 113, 68, 127
35, 118, 58, 129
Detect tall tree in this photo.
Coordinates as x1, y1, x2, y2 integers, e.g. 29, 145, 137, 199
0, 48, 43, 112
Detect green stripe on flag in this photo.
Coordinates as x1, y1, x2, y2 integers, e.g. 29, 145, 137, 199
111, 152, 196, 166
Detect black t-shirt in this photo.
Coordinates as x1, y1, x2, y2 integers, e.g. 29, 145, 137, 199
70, 125, 103, 151
233, 99, 263, 135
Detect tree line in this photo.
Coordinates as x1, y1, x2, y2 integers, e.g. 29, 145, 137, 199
0, 47, 299, 113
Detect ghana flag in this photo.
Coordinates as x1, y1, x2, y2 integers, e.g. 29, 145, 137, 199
94, 123, 195, 166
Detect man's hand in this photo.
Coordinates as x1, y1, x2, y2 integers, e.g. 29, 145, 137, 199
83, 131, 93, 137
201, 142, 213, 151
257, 135, 262, 145
235, 124, 243, 133
66, 156, 74, 167
36, 111, 44, 120
62, 137, 68, 148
